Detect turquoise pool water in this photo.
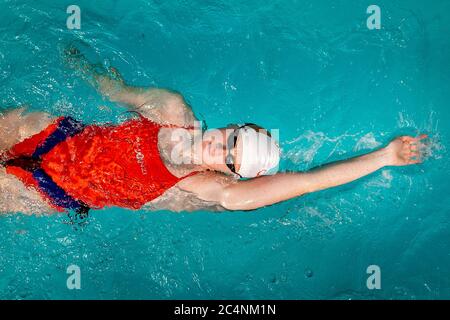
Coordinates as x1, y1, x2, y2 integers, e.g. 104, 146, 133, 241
0, 0, 449, 299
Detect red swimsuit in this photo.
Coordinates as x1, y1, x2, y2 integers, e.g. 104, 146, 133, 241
4, 116, 192, 211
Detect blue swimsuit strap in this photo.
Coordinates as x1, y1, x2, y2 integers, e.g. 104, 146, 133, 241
33, 117, 85, 158
31, 117, 89, 212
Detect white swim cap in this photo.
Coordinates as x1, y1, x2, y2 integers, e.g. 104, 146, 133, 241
236, 126, 280, 178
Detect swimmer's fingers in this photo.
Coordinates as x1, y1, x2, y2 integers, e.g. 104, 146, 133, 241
388, 135, 429, 166
400, 142, 422, 165
64, 47, 92, 74
65, 46, 81, 56
416, 134, 429, 141
407, 151, 420, 158
401, 134, 428, 143
109, 67, 125, 83
401, 134, 429, 155
410, 144, 418, 151
110, 67, 119, 76
407, 157, 422, 165
63, 45, 84, 64
405, 149, 423, 164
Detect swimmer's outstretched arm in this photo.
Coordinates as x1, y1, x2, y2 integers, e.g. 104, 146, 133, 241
65, 47, 196, 126
181, 135, 428, 211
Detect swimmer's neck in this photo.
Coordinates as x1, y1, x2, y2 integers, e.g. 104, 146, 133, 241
157, 127, 208, 178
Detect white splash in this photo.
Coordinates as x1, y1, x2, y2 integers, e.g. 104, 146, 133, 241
354, 132, 382, 152
366, 169, 393, 189
283, 130, 360, 168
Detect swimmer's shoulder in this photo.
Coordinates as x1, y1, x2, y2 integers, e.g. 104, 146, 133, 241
175, 171, 238, 204
134, 89, 197, 127
144, 171, 235, 212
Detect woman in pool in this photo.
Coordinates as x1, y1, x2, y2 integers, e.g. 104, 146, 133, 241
0, 50, 428, 215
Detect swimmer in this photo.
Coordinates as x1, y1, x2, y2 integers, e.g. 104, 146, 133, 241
0, 48, 429, 215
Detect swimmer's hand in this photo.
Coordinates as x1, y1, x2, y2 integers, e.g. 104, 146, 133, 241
64, 45, 125, 95
64, 46, 88, 71
386, 134, 428, 166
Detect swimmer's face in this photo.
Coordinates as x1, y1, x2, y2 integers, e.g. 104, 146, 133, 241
201, 127, 243, 175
